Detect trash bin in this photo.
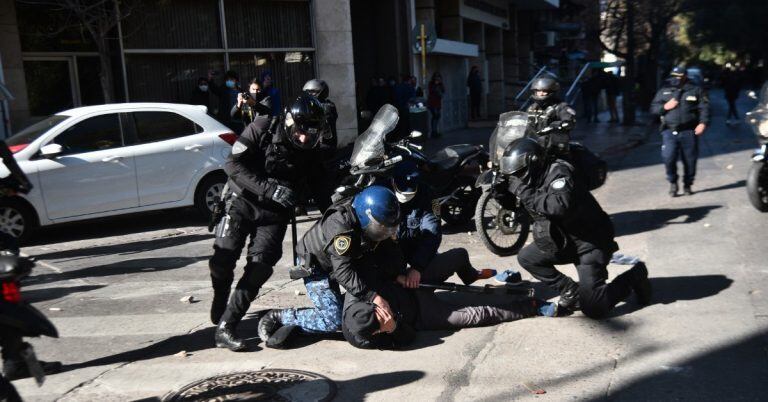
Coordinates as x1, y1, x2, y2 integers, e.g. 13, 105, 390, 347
407, 96, 431, 140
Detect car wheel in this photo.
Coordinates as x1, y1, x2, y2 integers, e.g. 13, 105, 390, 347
0, 199, 38, 243
195, 173, 227, 219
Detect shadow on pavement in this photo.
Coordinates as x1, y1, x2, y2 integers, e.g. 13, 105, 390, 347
32, 233, 212, 261
27, 209, 206, 247
610, 275, 733, 317
25, 256, 209, 287
23, 284, 106, 303
611, 205, 722, 237
695, 179, 746, 194
334, 370, 426, 400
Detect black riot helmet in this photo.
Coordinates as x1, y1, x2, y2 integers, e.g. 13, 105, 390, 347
530, 75, 560, 103
499, 137, 546, 183
303, 79, 329, 101
284, 93, 326, 150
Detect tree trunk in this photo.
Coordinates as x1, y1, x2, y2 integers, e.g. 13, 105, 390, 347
622, 0, 636, 125
95, 35, 115, 103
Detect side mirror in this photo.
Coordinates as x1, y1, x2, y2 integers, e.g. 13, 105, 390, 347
40, 143, 63, 158
747, 90, 758, 100
410, 130, 423, 139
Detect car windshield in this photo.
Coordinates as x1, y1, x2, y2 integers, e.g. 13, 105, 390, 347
7, 115, 69, 147
349, 104, 399, 168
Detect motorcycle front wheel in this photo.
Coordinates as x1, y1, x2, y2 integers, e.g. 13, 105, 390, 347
746, 162, 768, 212
474, 188, 530, 256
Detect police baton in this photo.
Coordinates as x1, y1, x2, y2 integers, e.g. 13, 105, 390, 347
418, 282, 534, 297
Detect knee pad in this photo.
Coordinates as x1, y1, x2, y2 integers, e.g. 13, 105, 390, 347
241, 261, 274, 289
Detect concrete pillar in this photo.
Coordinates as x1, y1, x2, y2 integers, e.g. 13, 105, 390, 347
0, 0, 30, 132
485, 25, 504, 117
313, 0, 358, 146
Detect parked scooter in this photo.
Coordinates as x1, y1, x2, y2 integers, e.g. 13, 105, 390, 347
474, 111, 606, 256
746, 83, 768, 212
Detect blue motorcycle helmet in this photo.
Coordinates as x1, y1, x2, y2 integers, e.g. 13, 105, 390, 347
390, 159, 421, 203
352, 185, 401, 242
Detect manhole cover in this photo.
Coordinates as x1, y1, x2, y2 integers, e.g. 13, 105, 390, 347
162, 369, 336, 402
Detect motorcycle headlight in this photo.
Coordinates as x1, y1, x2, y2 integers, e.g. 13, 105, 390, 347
759, 120, 768, 138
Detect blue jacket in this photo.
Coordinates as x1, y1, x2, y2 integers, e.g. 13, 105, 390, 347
397, 191, 441, 272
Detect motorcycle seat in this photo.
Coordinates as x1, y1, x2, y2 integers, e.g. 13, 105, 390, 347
429, 144, 481, 171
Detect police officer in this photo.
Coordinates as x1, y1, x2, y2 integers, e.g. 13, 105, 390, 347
651, 66, 710, 196
526, 75, 576, 133
301, 79, 338, 212
500, 138, 651, 318
209, 93, 328, 351
257, 185, 401, 347
388, 160, 496, 288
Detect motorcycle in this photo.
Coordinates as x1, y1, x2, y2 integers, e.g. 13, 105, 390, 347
336, 104, 488, 226
745, 83, 768, 212
473, 112, 607, 256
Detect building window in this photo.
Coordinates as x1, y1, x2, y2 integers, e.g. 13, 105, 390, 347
225, 0, 313, 49
125, 54, 225, 103
228, 52, 314, 103
122, 0, 222, 49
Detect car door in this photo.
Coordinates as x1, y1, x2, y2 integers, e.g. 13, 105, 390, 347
35, 113, 139, 220
125, 110, 213, 206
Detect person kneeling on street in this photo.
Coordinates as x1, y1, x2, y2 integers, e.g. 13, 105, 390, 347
500, 138, 651, 318
208, 93, 329, 352
342, 253, 559, 349
257, 185, 402, 348
387, 160, 496, 288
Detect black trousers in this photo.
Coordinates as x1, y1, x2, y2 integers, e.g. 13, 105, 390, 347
661, 129, 698, 186
517, 242, 635, 318
209, 195, 287, 325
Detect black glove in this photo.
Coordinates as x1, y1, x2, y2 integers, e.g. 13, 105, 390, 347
271, 184, 297, 209
508, 175, 525, 196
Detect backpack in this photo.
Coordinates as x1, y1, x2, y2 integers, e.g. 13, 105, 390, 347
567, 143, 607, 191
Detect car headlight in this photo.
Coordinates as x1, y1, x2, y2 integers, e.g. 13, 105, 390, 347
759, 120, 768, 138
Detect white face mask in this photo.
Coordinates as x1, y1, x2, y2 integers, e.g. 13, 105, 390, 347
395, 190, 416, 204
199, 85, 209, 92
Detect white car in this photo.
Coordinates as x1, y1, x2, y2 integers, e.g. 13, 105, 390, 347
0, 103, 237, 241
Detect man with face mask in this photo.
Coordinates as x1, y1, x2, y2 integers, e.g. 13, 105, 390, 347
650, 66, 710, 196
231, 78, 272, 131
189, 77, 214, 114
500, 138, 651, 318
209, 70, 242, 130
257, 185, 403, 347
387, 160, 496, 290
208, 94, 328, 351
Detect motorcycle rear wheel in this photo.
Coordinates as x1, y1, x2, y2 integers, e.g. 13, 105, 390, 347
440, 184, 480, 226
746, 162, 768, 212
474, 188, 530, 256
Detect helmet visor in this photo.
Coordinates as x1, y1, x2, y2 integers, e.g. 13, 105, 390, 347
290, 126, 321, 150
363, 209, 399, 242
499, 153, 528, 176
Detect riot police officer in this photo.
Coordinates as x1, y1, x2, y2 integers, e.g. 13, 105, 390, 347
500, 138, 651, 318
257, 185, 401, 347
651, 67, 710, 196
303, 79, 337, 149
209, 93, 328, 351
388, 160, 496, 288
526, 75, 576, 133
301, 79, 338, 212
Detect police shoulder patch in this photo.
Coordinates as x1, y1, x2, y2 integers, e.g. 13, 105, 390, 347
550, 178, 567, 190
431, 199, 441, 217
232, 141, 247, 155
333, 235, 352, 255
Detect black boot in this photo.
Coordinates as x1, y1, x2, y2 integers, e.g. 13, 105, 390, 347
683, 185, 693, 196
214, 322, 247, 352
669, 182, 678, 197
258, 309, 284, 343
2, 358, 62, 381
557, 281, 581, 312
630, 262, 652, 305
210, 289, 230, 325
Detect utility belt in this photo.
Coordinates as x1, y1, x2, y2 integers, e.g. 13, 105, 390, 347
662, 121, 697, 134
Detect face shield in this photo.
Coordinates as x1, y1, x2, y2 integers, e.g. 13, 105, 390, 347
362, 209, 399, 242
285, 112, 322, 150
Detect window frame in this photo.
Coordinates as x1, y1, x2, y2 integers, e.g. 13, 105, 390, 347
122, 110, 203, 146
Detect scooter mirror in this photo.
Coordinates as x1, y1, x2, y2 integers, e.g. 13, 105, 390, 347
748, 91, 758, 100
410, 130, 423, 139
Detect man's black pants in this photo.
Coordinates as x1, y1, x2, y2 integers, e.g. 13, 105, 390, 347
517, 242, 636, 318
209, 195, 287, 325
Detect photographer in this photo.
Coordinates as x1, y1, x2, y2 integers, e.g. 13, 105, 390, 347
231, 78, 272, 132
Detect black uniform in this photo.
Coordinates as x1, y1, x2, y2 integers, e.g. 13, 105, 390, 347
526, 99, 576, 133
650, 82, 710, 186
302, 99, 338, 213
280, 199, 403, 333
209, 116, 323, 327
510, 160, 642, 318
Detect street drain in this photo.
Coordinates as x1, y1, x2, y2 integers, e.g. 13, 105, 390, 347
161, 369, 336, 401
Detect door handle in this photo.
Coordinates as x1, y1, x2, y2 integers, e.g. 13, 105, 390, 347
184, 144, 204, 151
102, 155, 122, 163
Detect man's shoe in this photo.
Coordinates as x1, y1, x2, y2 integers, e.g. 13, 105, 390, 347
669, 183, 678, 197
494, 269, 522, 285
558, 286, 581, 311
258, 309, 284, 343
536, 300, 559, 317
210, 291, 229, 325
3, 359, 62, 381
475, 269, 498, 281
215, 322, 247, 352
683, 185, 693, 195
630, 262, 652, 305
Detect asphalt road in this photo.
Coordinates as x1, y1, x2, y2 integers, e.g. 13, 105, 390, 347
11, 91, 768, 401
